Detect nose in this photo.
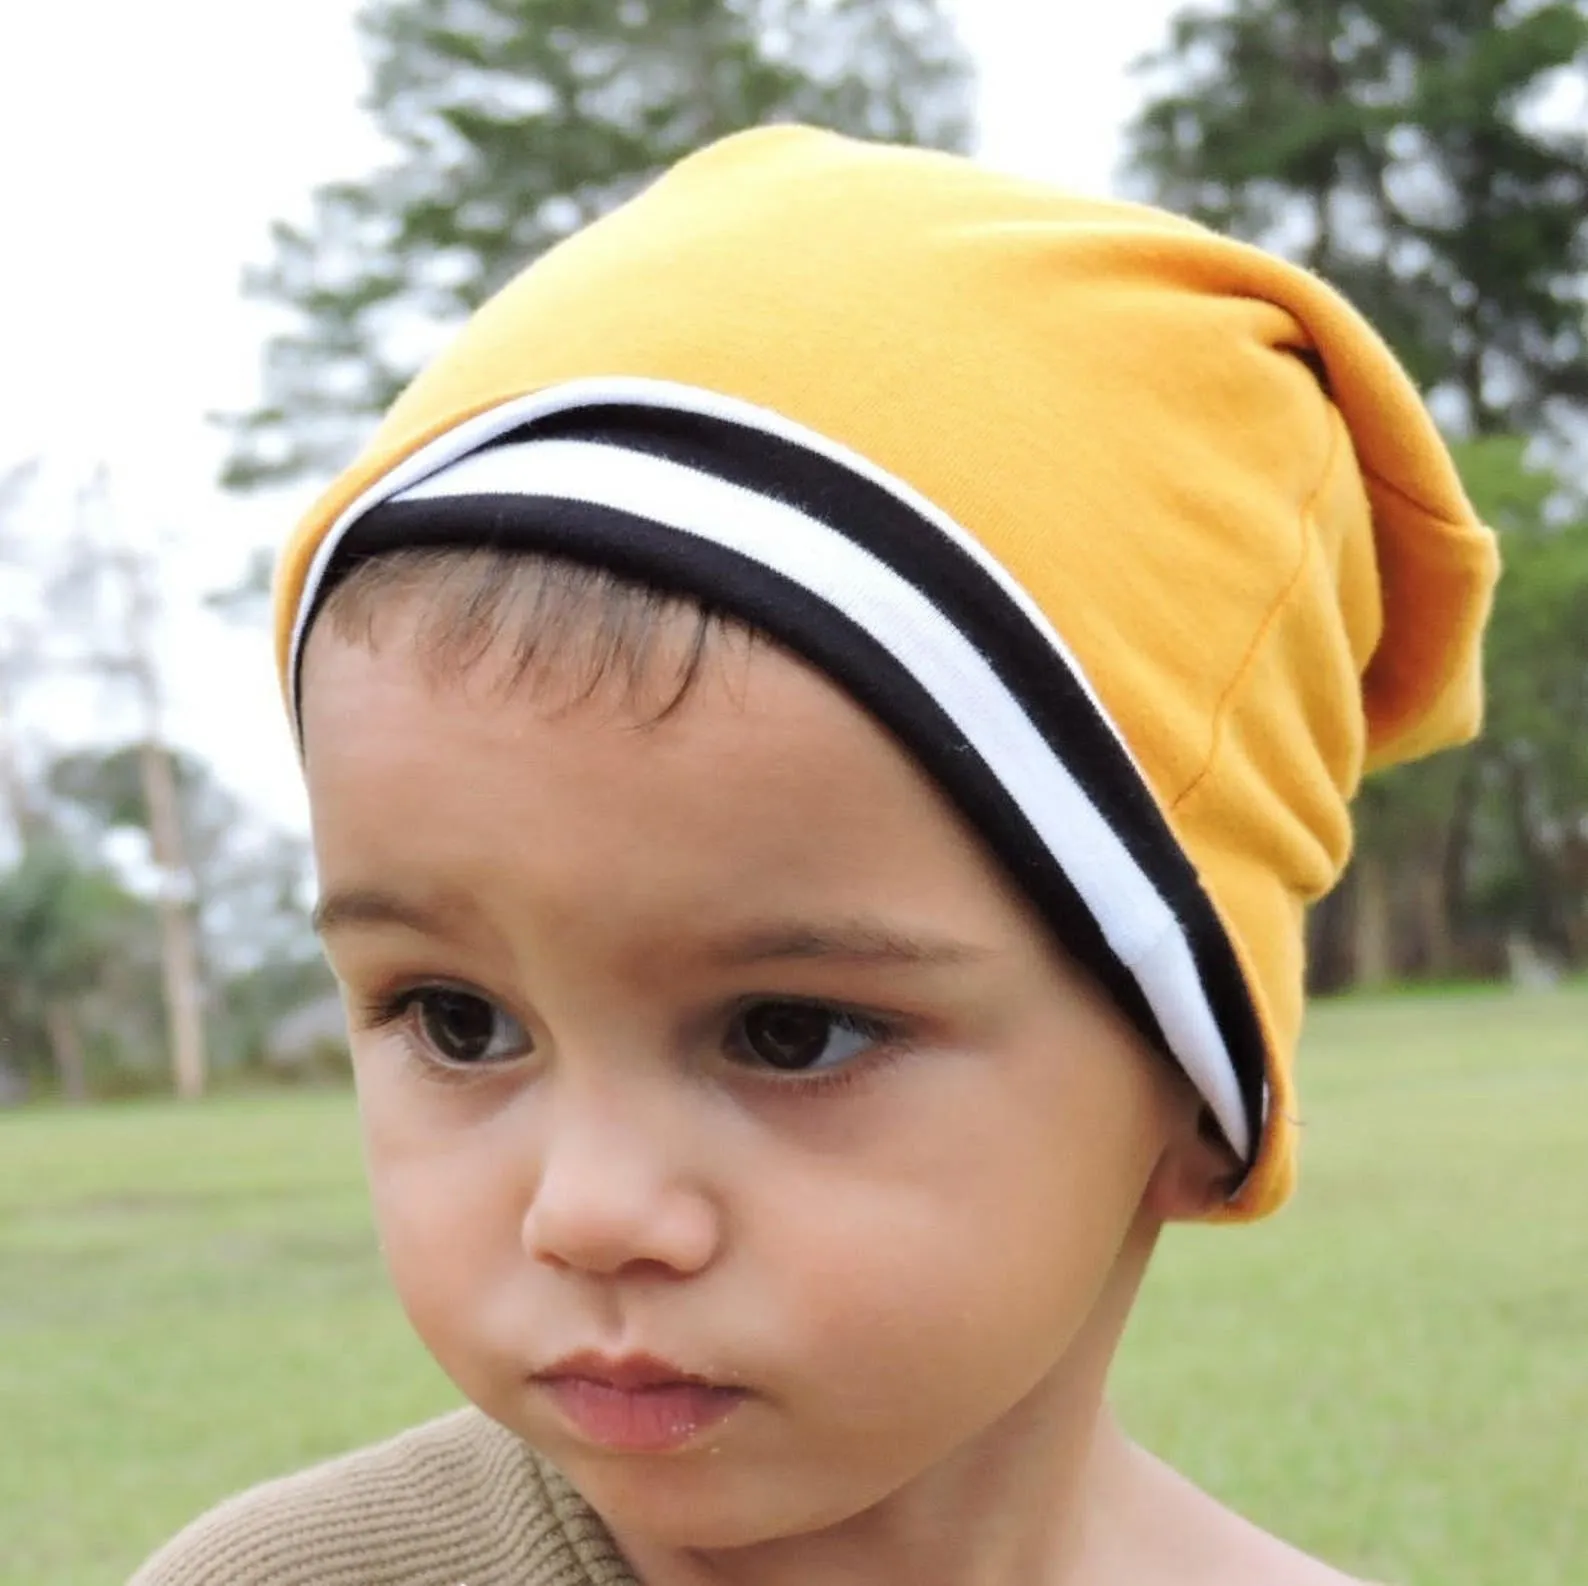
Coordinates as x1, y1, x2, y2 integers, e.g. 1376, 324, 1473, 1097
520, 1081, 723, 1279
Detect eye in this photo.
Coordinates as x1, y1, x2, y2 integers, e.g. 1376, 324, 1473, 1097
406, 988, 530, 1067
728, 1000, 887, 1074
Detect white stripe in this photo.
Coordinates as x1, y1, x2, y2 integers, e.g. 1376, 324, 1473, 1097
384, 437, 1251, 1157
293, 378, 1128, 744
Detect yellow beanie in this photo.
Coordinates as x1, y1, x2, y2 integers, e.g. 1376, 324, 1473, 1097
275, 126, 1498, 1219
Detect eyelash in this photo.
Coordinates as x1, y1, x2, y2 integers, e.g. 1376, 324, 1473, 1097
354, 984, 914, 1095
723, 997, 910, 1097
355, 984, 509, 1087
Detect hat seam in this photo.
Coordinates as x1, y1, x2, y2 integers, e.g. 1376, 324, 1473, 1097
1169, 407, 1346, 815
1357, 458, 1479, 537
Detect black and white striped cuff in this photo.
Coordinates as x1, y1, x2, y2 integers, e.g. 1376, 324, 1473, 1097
290, 377, 1269, 1161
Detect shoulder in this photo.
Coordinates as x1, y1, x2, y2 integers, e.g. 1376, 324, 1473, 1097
1196, 1499, 1380, 1586
127, 1409, 632, 1586
1119, 1441, 1379, 1586
1232, 1541, 1378, 1586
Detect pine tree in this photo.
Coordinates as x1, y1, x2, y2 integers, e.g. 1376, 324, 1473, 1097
224, 0, 973, 489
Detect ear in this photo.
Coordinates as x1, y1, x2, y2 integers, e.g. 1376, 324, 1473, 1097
1143, 1104, 1244, 1222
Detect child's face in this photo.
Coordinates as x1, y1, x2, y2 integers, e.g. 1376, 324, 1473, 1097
301, 593, 1199, 1550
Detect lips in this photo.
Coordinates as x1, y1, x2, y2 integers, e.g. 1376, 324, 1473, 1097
532, 1352, 748, 1453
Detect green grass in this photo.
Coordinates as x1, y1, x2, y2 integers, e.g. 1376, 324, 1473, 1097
2, 988, 1584, 1585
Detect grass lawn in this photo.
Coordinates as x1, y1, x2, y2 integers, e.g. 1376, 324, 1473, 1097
1, 986, 1584, 1585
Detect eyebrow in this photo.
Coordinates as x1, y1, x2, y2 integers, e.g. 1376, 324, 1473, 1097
313, 890, 987, 971
705, 921, 992, 970
312, 887, 456, 939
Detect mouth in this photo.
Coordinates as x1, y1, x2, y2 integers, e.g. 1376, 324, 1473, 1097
531, 1351, 749, 1453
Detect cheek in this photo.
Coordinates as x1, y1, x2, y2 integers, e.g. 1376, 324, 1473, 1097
749, 1049, 1161, 1438
352, 1057, 530, 1368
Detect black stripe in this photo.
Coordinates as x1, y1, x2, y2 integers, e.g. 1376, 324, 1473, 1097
321, 492, 1181, 1080
491, 405, 1265, 1148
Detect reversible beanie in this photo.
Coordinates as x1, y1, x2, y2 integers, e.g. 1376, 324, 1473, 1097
275, 126, 1498, 1219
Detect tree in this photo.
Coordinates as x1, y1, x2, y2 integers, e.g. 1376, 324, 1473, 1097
49, 476, 209, 1097
1306, 443, 1588, 987
1128, 0, 1588, 437
1455, 439, 1588, 962
2, 463, 324, 1096
48, 744, 324, 1065
0, 839, 150, 1101
223, 0, 974, 489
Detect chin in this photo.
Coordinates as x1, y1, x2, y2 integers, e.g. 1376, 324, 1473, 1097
557, 1446, 880, 1553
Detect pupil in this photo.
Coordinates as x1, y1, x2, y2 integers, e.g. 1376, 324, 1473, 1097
746, 1004, 831, 1070
423, 992, 494, 1062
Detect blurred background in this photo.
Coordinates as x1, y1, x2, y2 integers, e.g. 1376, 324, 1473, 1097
0, 3, 1583, 1583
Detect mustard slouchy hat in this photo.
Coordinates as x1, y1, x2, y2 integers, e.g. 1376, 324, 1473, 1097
276, 126, 1498, 1219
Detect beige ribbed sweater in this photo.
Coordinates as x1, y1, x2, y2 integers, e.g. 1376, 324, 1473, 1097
129, 1409, 640, 1585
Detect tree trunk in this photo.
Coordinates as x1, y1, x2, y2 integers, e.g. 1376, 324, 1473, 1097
1506, 756, 1569, 960
108, 529, 209, 1103
1305, 888, 1353, 995
139, 738, 207, 1099
1561, 831, 1588, 971
1440, 755, 1481, 961
1410, 853, 1455, 979
1352, 852, 1394, 988
43, 998, 89, 1104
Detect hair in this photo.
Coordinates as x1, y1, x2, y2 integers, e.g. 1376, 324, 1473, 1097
315, 546, 753, 722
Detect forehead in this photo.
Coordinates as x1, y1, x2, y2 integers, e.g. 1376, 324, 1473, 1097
298, 604, 1021, 940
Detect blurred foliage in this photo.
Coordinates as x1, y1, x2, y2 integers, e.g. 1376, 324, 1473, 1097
0, 838, 156, 1100
223, 0, 974, 488
0, 745, 328, 1101
0, 494, 327, 1100
1460, 440, 1588, 955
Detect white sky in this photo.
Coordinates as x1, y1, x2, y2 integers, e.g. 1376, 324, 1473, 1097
0, 0, 1180, 834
